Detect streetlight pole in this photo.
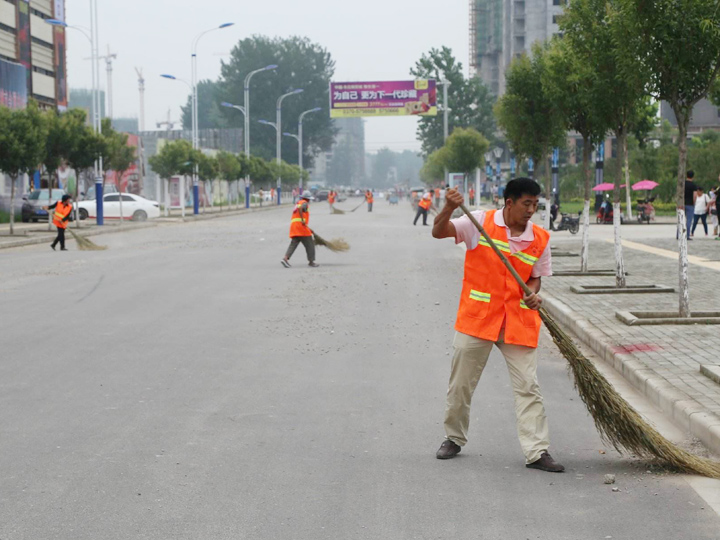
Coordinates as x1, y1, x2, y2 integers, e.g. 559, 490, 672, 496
439, 79, 450, 188
243, 65, 277, 208
191, 22, 234, 215
275, 89, 304, 205
297, 107, 321, 191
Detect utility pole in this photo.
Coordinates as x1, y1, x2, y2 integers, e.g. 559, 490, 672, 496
135, 67, 145, 132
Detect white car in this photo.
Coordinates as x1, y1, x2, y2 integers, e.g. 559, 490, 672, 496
78, 193, 160, 221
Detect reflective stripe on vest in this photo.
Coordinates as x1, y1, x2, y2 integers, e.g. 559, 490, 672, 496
468, 290, 491, 303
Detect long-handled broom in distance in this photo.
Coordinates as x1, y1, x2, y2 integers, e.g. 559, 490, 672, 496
331, 206, 346, 215
350, 200, 365, 212
68, 229, 107, 251
310, 229, 349, 252
459, 203, 720, 478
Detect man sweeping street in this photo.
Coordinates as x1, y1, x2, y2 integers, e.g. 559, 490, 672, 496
413, 191, 433, 226
431, 178, 564, 473
44, 194, 73, 251
281, 191, 319, 268
365, 189, 374, 212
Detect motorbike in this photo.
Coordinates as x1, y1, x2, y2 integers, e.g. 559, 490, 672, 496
636, 198, 655, 223
551, 213, 580, 234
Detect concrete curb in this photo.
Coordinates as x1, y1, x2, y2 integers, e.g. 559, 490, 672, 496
542, 293, 720, 456
0, 203, 289, 250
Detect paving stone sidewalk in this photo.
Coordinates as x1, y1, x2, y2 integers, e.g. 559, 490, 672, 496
543, 233, 720, 455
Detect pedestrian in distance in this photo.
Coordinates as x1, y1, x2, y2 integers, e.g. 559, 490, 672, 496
691, 186, 710, 237
43, 194, 73, 251
413, 192, 433, 226
281, 190, 319, 268
328, 190, 336, 212
431, 178, 564, 473
710, 185, 719, 238
683, 171, 698, 240
258, 188, 264, 208
365, 189, 374, 212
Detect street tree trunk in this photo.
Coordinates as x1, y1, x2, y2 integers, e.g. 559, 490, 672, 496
9, 174, 17, 235
580, 137, 591, 273
624, 136, 633, 224
613, 129, 627, 288
47, 172, 54, 231
543, 153, 551, 231
675, 107, 690, 318
118, 174, 124, 226
164, 178, 170, 217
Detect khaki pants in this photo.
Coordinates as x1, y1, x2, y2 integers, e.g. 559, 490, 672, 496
444, 331, 550, 464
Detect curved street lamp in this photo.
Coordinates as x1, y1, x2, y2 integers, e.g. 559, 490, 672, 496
274, 89, 303, 204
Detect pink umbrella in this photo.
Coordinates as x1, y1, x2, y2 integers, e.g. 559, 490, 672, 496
592, 183, 615, 192
632, 180, 659, 191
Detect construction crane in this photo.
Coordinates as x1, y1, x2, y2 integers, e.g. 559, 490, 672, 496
135, 67, 145, 132
156, 109, 177, 132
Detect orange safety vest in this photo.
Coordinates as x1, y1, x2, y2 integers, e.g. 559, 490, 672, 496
419, 197, 432, 210
52, 202, 73, 229
289, 201, 312, 237
454, 210, 550, 348
365, 192, 374, 203
434, 188, 440, 199
328, 192, 336, 204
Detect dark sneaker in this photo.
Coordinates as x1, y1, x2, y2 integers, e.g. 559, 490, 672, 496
60, 248, 68, 251
436, 439, 461, 460
50, 244, 56, 251
281, 259, 291, 268
526, 452, 565, 472
308, 262, 319, 267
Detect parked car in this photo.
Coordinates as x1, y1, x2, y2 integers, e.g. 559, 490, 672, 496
315, 190, 329, 201
82, 184, 118, 201
77, 193, 160, 221
21, 189, 68, 222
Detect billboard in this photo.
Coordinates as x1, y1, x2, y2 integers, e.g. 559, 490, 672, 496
16, 0, 32, 95
330, 80, 437, 118
0, 59, 29, 109
54, 27, 68, 110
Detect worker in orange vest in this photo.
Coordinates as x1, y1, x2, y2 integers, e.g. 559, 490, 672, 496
469, 186, 475, 206
281, 190, 319, 268
328, 190, 336, 212
44, 194, 73, 251
413, 191, 434, 226
431, 178, 564, 473
365, 190, 374, 212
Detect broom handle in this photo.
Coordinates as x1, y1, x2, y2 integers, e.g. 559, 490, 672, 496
458, 204, 534, 297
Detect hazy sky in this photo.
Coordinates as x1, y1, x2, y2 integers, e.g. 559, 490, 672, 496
64, 0, 468, 154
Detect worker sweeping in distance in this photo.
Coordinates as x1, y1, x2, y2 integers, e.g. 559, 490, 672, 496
43, 194, 73, 251
413, 191, 434, 226
365, 189, 374, 212
328, 190, 336, 212
281, 190, 319, 268
431, 178, 564, 473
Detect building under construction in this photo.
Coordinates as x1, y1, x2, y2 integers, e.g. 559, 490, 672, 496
469, 0, 565, 96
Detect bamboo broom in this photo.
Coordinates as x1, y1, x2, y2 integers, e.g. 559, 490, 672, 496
68, 229, 107, 251
332, 206, 346, 215
310, 229, 349, 252
459, 203, 720, 478
350, 200, 365, 212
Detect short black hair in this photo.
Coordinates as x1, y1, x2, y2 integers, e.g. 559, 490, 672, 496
61, 194, 71, 202
504, 178, 541, 202
687, 170, 695, 179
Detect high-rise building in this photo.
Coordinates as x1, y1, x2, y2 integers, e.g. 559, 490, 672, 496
469, 0, 565, 95
0, 0, 68, 110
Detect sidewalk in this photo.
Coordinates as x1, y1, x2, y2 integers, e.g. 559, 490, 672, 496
543, 232, 720, 456
0, 202, 291, 250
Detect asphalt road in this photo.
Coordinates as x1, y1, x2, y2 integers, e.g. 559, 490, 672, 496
1, 198, 718, 539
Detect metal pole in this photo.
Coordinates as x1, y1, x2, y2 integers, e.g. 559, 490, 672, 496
244, 76, 251, 208
298, 119, 303, 188
442, 80, 449, 187
191, 52, 199, 215
91, 0, 103, 226
551, 147, 560, 205
276, 98, 282, 205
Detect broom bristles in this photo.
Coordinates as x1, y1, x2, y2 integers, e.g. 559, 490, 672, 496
540, 308, 720, 478
68, 229, 107, 251
332, 207, 346, 215
313, 231, 349, 252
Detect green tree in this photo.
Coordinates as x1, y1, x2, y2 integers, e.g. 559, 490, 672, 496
621, 0, 720, 316
181, 79, 228, 130
433, 128, 489, 190
0, 101, 48, 234
216, 150, 243, 208
542, 35, 608, 271
195, 152, 218, 211
495, 44, 566, 228
420, 146, 449, 185
411, 46, 496, 157
217, 35, 336, 167
109, 141, 136, 223
148, 139, 195, 215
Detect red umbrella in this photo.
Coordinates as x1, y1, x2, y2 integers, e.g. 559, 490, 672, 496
592, 182, 615, 192
632, 180, 659, 191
